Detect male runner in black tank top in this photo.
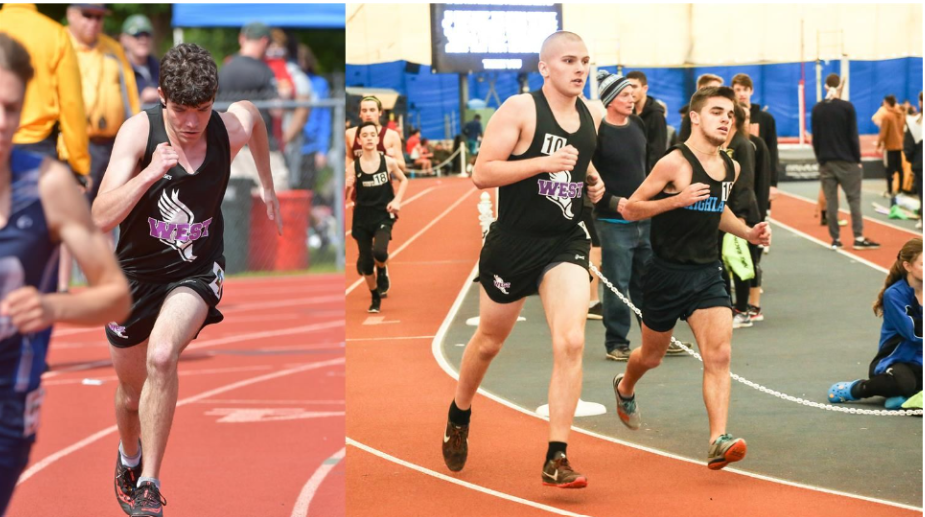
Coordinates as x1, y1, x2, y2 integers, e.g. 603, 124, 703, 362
352, 121, 407, 313
611, 86, 771, 472
442, 31, 605, 489
91, 44, 283, 517
344, 96, 405, 203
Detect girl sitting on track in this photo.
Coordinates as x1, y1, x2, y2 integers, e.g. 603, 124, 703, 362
828, 237, 923, 409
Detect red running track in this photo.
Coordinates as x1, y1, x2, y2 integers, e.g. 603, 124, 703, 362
9, 274, 344, 517
345, 177, 920, 517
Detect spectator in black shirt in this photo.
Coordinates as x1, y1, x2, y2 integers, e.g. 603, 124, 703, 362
811, 73, 879, 251
626, 71, 667, 173
732, 73, 780, 201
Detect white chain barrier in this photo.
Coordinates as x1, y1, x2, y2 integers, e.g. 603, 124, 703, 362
406, 145, 464, 175
589, 262, 923, 417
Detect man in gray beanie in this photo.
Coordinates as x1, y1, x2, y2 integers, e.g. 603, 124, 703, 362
592, 70, 686, 360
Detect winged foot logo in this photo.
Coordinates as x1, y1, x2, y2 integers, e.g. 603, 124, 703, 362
147, 189, 212, 262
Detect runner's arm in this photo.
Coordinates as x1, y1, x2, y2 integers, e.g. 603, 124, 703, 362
224, 101, 283, 235
91, 113, 158, 232
472, 95, 551, 189
387, 156, 408, 207
385, 130, 407, 172
1, 160, 130, 333
622, 151, 706, 221
719, 206, 770, 246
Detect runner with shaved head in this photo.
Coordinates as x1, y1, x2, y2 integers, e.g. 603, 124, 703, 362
441, 31, 605, 488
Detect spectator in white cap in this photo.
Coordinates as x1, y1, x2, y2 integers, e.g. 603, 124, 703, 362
120, 14, 160, 106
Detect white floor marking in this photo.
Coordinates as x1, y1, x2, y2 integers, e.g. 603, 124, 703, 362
290, 447, 346, 517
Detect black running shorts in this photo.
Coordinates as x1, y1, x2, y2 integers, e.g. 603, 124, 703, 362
106, 260, 226, 348
479, 222, 591, 304
352, 207, 395, 242
642, 257, 731, 332
579, 207, 600, 247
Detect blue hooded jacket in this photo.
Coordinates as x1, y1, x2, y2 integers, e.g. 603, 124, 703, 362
873, 278, 923, 375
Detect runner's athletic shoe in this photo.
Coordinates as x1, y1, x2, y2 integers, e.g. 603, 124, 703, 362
442, 420, 469, 472
707, 434, 747, 470
542, 451, 587, 488
612, 373, 640, 430
114, 449, 143, 515
368, 295, 381, 313
131, 481, 166, 517
377, 266, 390, 297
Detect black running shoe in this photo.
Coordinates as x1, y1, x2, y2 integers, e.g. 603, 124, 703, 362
376, 266, 390, 297
132, 481, 166, 517
831, 239, 843, 250
442, 420, 469, 472
853, 237, 880, 250
368, 295, 381, 313
114, 449, 143, 515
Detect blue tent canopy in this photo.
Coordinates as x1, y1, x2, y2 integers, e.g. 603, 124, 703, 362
172, 3, 345, 29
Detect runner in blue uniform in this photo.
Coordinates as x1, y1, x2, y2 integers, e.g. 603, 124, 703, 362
0, 33, 129, 516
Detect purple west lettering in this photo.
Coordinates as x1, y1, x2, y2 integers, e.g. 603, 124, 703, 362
175, 223, 190, 242
200, 218, 213, 238
537, 180, 558, 196
148, 218, 172, 239
189, 223, 202, 241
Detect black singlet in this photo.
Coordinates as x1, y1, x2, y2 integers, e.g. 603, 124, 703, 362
115, 105, 230, 282
354, 153, 394, 211
650, 144, 735, 265
497, 90, 597, 236
352, 126, 387, 158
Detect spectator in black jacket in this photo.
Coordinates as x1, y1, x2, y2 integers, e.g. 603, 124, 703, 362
732, 73, 780, 201
626, 71, 667, 173
680, 73, 723, 142
811, 73, 879, 251
905, 91, 923, 229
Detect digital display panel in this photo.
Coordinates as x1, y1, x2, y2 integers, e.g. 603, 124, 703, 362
430, 3, 563, 73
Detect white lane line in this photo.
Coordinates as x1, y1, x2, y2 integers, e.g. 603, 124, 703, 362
346, 187, 477, 295
190, 399, 344, 405
19, 358, 344, 485
51, 295, 345, 339
768, 218, 889, 274
347, 439, 591, 516
45, 322, 344, 377
346, 186, 437, 237
346, 335, 435, 342
778, 190, 919, 236
43, 366, 274, 387
289, 447, 346, 517
429, 265, 921, 512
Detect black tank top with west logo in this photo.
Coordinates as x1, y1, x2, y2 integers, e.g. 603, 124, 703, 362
352, 126, 387, 158
354, 154, 394, 211
115, 105, 230, 282
497, 90, 597, 236
651, 144, 735, 265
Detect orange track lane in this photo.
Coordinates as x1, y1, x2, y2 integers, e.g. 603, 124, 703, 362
9, 274, 345, 517
346, 177, 919, 516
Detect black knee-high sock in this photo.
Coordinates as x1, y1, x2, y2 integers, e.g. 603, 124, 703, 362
546, 441, 567, 461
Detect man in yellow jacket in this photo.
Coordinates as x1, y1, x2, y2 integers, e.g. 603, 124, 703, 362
66, 3, 140, 200
0, 3, 90, 183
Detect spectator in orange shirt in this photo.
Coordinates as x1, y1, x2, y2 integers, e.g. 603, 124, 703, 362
877, 95, 907, 201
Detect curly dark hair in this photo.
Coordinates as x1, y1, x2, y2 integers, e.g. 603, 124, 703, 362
0, 33, 34, 87
159, 43, 218, 107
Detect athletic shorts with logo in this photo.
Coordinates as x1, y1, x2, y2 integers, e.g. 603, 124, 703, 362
479, 222, 591, 303
106, 260, 226, 348
642, 256, 731, 332
351, 207, 395, 243
579, 206, 600, 247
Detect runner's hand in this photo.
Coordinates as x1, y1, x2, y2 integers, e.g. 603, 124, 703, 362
262, 187, 283, 235
387, 200, 401, 214
0, 287, 54, 334
747, 221, 772, 246
769, 186, 778, 201
586, 171, 604, 204
545, 145, 579, 172
142, 142, 178, 183
675, 182, 711, 208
